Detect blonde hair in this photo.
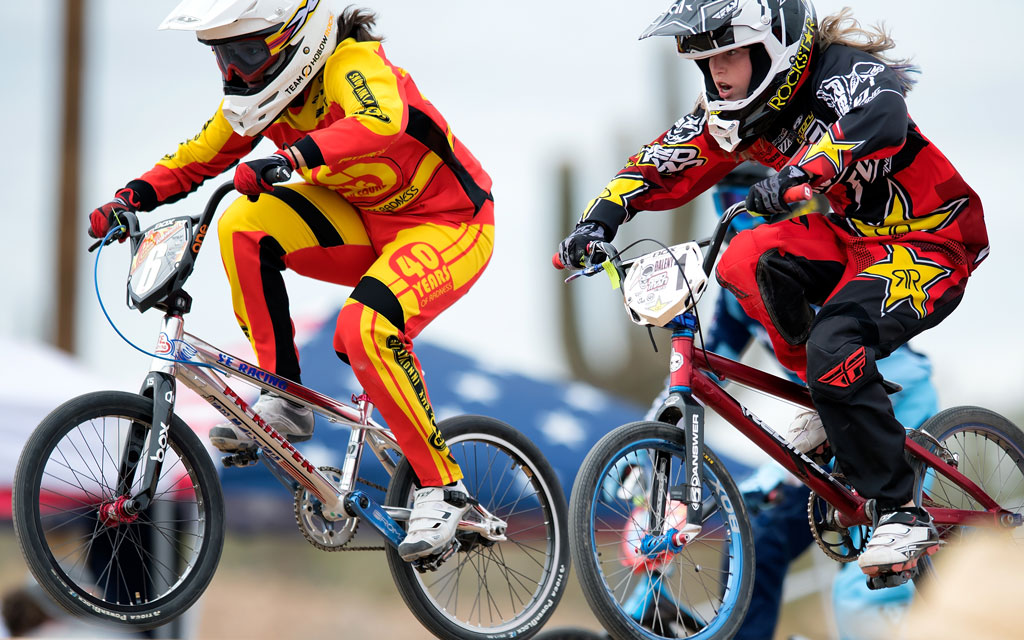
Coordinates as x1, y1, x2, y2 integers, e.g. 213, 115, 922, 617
818, 8, 919, 93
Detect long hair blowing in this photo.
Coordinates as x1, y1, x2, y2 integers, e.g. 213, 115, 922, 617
819, 7, 919, 94
338, 6, 383, 42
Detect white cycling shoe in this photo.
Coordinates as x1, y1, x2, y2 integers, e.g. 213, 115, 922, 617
784, 410, 830, 461
398, 480, 471, 561
858, 507, 940, 576
208, 392, 314, 453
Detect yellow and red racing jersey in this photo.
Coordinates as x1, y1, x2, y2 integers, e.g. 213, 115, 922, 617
126, 38, 491, 225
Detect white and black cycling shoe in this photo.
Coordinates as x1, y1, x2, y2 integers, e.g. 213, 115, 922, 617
784, 410, 831, 463
208, 392, 314, 453
398, 481, 471, 561
858, 507, 940, 578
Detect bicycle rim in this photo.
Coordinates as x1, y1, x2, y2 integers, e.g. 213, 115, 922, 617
917, 407, 1024, 552
387, 420, 567, 639
15, 395, 221, 625
575, 428, 752, 640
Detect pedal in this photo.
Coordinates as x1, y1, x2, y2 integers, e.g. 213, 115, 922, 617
865, 567, 916, 590
222, 449, 259, 468
412, 539, 461, 573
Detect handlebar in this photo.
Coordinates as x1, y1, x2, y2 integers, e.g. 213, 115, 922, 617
89, 181, 239, 254
552, 182, 814, 272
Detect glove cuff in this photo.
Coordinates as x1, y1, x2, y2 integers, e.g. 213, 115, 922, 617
293, 135, 325, 170
122, 180, 158, 212
275, 148, 299, 170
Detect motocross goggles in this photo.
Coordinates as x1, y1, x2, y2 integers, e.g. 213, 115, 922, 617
208, 35, 281, 86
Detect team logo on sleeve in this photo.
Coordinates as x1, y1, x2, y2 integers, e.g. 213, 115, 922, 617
861, 245, 952, 319
664, 112, 706, 144
816, 61, 889, 117
346, 71, 392, 122
637, 144, 707, 174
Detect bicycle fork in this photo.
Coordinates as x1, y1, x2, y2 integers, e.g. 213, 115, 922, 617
643, 315, 704, 558
103, 315, 187, 525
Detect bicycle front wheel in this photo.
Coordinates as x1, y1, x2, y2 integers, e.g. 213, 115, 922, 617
913, 406, 1024, 580
385, 415, 569, 640
570, 421, 754, 640
12, 391, 225, 630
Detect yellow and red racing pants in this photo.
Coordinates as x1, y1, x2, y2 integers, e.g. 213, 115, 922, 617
218, 184, 494, 486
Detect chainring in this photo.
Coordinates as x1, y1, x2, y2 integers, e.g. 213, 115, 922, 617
807, 476, 869, 563
293, 466, 360, 551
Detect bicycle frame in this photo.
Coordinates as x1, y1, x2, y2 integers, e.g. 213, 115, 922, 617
660, 312, 1015, 531
144, 312, 401, 517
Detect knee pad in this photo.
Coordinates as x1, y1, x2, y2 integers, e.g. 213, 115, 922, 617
806, 315, 879, 403
333, 276, 405, 356
755, 249, 815, 345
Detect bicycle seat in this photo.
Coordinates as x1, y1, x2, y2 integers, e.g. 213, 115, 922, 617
881, 379, 903, 395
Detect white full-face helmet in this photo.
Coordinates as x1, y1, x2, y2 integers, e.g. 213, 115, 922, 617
641, 0, 817, 152
160, 0, 339, 136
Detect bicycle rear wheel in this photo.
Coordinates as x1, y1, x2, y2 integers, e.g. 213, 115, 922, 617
385, 415, 569, 640
912, 406, 1024, 580
12, 391, 225, 630
569, 421, 754, 640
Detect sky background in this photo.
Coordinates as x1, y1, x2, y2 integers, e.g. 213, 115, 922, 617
2, 0, 1022, 418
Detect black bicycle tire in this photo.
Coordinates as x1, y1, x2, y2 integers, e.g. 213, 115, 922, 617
12, 391, 225, 631
533, 627, 611, 640
912, 405, 1024, 585
569, 421, 755, 640
384, 415, 570, 640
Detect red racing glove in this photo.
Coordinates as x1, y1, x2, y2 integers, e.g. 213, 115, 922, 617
233, 149, 297, 199
88, 187, 141, 239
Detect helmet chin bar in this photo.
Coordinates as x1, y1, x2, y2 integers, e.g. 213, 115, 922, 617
708, 113, 742, 152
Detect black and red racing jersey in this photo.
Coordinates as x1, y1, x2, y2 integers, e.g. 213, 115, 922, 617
582, 43, 988, 270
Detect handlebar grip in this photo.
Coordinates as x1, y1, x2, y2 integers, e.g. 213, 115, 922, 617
783, 183, 813, 203
552, 253, 565, 270
266, 165, 293, 184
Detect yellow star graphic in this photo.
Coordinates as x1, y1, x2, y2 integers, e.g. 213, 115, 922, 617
800, 128, 862, 174
861, 245, 951, 318
851, 184, 964, 237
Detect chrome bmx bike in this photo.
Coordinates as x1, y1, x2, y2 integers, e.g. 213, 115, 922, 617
12, 182, 569, 640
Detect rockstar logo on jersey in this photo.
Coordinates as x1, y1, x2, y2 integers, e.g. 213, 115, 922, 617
861, 245, 952, 319
850, 185, 965, 238
799, 128, 862, 175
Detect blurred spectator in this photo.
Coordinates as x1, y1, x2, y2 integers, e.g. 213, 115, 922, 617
1, 585, 51, 637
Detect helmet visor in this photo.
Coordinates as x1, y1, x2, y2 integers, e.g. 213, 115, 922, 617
675, 24, 736, 55
211, 37, 279, 84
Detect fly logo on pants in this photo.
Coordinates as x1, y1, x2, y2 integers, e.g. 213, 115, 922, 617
817, 346, 867, 388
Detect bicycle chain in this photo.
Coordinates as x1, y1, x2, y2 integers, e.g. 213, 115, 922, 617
293, 468, 390, 552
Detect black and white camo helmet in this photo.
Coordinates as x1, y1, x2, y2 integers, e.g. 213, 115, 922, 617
641, 0, 817, 151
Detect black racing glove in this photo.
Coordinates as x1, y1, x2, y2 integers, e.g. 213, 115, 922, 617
745, 165, 810, 218
557, 221, 607, 269
88, 187, 141, 239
